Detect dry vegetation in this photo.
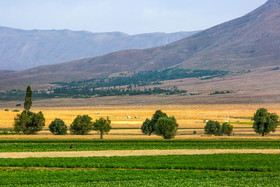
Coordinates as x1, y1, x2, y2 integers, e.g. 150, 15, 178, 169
0, 103, 280, 139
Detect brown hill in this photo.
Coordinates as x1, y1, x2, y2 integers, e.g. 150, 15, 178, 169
0, 0, 279, 91
0, 27, 196, 70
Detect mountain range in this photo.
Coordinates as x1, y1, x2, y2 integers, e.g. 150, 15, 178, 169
0, 0, 279, 96
0, 27, 197, 70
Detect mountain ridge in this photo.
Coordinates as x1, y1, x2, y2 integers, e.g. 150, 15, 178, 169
0, 26, 197, 70
0, 0, 280, 92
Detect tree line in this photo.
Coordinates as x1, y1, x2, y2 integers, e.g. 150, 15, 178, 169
12, 86, 280, 139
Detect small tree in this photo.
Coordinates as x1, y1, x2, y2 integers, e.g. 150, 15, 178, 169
141, 110, 167, 136
204, 120, 221, 136
155, 117, 178, 139
221, 122, 233, 136
49, 118, 68, 135
14, 111, 45, 134
141, 118, 152, 135
24, 86, 32, 112
252, 108, 279, 136
92, 117, 112, 139
70, 115, 92, 135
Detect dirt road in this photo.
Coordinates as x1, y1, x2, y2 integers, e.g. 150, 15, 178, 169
0, 149, 280, 158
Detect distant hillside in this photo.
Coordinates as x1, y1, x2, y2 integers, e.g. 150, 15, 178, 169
0, 0, 279, 92
0, 27, 197, 70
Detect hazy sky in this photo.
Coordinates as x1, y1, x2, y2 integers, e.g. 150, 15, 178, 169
0, 0, 267, 34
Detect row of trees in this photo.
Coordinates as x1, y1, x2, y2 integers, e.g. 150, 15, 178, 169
14, 86, 279, 139
13, 86, 112, 139
203, 108, 279, 136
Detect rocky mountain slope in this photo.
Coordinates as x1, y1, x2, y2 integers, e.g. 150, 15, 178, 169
0, 27, 196, 70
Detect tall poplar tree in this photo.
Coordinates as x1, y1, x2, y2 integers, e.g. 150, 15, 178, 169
24, 85, 32, 112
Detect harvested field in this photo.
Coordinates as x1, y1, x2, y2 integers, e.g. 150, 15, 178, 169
0, 149, 280, 158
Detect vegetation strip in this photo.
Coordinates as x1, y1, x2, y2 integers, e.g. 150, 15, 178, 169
0, 149, 280, 158
0, 154, 280, 172
1, 140, 280, 152
1, 168, 279, 186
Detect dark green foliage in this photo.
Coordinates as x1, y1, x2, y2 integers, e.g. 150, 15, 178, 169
221, 122, 233, 136
4, 109, 9, 111
13, 111, 45, 134
92, 117, 112, 139
49, 119, 67, 135
204, 120, 222, 136
252, 108, 279, 136
12, 109, 20, 112
140, 118, 152, 135
24, 86, 32, 112
141, 110, 168, 135
70, 115, 92, 135
155, 117, 179, 139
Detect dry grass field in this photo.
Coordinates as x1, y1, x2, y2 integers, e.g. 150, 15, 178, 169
0, 103, 280, 139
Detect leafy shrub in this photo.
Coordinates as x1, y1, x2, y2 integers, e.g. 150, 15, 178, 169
70, 115, 92, 135
4, 109, 9, 111
141, 110, 167, 135
155, 117, 178, 139
221, 122, 233, 136
252, 108, 279, 136
204, 120, 221, 136
12, 109, 20, 112
14, 111, 45, 134
49, 118, 68, 135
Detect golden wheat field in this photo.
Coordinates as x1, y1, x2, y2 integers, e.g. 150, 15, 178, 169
1, 104, 280, 139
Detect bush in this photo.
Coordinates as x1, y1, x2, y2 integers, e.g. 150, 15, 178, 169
204, 120, 221, 136
70, 115, 92, 135
92, 117, 112, 139
252, 108, 279, 136
12, 109, 20, 112
221, 122, 233, 136
4, 109, 9, 111
49, 118, 68, 135
155, 117, 179, 139
141, 110, 167, 135
14, 111, 45, 134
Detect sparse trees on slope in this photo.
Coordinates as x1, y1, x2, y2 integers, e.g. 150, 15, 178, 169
92, 117, 112, 139
70, 115, 92, 135
252, 108, 279, 136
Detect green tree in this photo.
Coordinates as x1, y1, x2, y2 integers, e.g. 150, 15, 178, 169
70, 115, 92, 135
204, 120, 221, 136
49, 118, 68, 135
252, 108, 279, 136
141, 110, 167, 136
24, 86, 32, 112
141, 118, 152, 135
92, 117, 112, 139
155, 117, 179, 139
14, 111, 45, 134
221, 122, 233, 136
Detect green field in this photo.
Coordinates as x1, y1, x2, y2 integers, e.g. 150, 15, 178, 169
0, 154, 280, 186
1, 139, 280, 186
1, 168, 279, 186
0, 154, 279, 172
0, 139, 280, 152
